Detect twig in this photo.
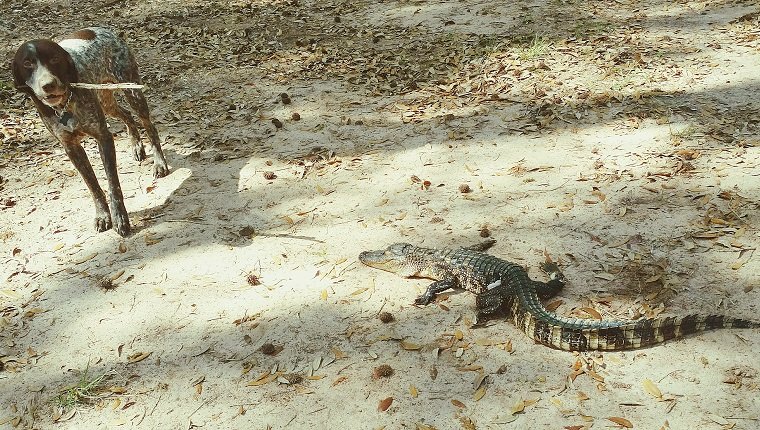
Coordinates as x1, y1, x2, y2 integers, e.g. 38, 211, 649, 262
70, 82, 144, 90
527, 178, 571, 192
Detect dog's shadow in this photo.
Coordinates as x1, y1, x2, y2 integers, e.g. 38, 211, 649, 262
122, 148, 271, 247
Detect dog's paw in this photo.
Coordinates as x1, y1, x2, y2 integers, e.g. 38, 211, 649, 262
153, 161, 169, 179
132, 144, 146, 162
112, 213, 131, 237
94, 214, 112, 232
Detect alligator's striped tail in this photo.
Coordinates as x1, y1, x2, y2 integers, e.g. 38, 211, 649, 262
510, 297, 759, 351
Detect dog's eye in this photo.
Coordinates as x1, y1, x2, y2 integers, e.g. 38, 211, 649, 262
22, 59, 34, 69
50, 56, 61, 64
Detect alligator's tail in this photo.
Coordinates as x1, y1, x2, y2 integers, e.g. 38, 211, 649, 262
511, 296, 759, 351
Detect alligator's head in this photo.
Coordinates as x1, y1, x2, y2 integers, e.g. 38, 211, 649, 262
359, 243, 425, 277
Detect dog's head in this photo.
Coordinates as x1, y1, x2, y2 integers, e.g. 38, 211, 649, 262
12, 39, 78, 108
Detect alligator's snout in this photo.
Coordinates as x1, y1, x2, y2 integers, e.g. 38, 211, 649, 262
358, 249, 388, 265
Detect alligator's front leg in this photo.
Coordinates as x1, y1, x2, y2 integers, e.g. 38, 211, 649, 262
474, 284, 509, 325
415, 279, 457, 305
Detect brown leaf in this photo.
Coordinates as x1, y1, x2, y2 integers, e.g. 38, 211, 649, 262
608, 417, 634, 428
377, 397, 393, 412
332, 376, 348, 386
127, 351, 151, 364
473, 386, 486, 401
579, 307, 602, 320
451, 399, 466, 408
400, 340, 422, 350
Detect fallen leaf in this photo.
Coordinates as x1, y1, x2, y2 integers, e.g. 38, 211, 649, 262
73, 252, 97, 264
579, 307, 602, 320
608, 416, 633, 428
473, 386, 486, 401
378, 397, 393, 412
451, 399, 466, 408
409, 385, 419, 398
127, 351, 151, 363
400, 340, 422, 350
511, 399, 525, 415
642, 378, 663, 400
332, 376, 348, 386
331, 347, 347, 359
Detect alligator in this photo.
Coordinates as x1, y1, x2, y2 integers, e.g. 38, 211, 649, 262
358, 242, 759, 351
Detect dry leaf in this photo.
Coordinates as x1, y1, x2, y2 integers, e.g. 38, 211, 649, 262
579, 307, 602, 320
642, 378, 663, 400
377, 397, 393, 412
409, 385, 419, 398
332, 347, 348, 359
608, 416, 634, 428
451, 399, 466, 408
332, 376, 348, 386
473, 386, 486, 401
511, 399, 525, 415
127, 351, 151, 364
73, 253, 97, 264
400, 340, 422, 350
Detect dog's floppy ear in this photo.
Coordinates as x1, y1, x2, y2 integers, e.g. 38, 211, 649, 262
11, 42, 34, 94
54, 46, 78, 84
34, 39, 79, 84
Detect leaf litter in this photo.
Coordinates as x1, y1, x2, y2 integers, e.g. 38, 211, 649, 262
1, 0, 760, 429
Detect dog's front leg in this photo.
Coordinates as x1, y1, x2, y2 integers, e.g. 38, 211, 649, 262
62, 139, 113, 233
93, 125, 130, 237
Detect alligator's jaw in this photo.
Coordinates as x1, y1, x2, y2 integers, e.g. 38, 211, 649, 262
358, 243, 419, 277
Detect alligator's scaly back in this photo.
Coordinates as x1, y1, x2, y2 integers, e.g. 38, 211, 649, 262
360, 242, 760, 352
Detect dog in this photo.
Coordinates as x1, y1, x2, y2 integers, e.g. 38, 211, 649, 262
11, 27, 169, 237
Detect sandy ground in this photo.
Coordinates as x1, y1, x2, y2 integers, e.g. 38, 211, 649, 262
1, 0, 759, 429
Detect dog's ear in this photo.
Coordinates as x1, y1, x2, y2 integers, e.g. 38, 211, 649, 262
54, 47, 78, 84
11, 43, 34, 94
35, 40, 78, 85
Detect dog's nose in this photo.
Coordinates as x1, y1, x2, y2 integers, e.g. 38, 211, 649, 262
41, 82, 57, 92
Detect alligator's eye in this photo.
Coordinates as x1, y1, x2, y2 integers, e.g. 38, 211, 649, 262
22, 59, 34, 69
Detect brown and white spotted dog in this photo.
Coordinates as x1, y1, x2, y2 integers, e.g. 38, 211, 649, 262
11, 27, 169, 237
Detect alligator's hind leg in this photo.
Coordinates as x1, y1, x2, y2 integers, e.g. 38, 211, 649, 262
415, 279, 457, 305
474, 286, 509, 325
535, 261, 566, 299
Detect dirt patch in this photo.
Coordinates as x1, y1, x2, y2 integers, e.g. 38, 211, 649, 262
1, 0, 759, 429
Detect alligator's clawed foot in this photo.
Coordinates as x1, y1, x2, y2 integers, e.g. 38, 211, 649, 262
414, 294, 433, 306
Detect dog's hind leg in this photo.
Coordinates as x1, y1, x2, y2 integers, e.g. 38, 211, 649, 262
99, 89, 145, 162
123, 89, 169, 179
